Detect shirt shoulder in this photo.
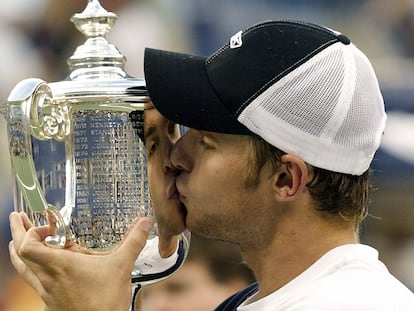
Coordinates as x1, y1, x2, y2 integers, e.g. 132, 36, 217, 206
295, 245, 414, 310
235, 245, 414, 311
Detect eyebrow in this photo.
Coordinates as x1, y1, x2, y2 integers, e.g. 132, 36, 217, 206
200, 130, 219, 143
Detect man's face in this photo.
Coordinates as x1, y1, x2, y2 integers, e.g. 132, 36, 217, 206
170, 129, 275, 244
144, 105, 187, 236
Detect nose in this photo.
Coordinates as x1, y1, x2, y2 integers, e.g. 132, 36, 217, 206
170, 133, 192, 173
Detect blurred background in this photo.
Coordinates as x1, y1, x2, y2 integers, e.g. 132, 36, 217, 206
0, 0, 413, 309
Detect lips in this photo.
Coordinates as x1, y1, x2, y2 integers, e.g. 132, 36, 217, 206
169, 178, 188, 231
174, 181, 186, 201
166, 182, 179, 199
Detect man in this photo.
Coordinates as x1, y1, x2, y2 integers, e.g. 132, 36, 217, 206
143, 20, 414, 309
8, 20, 414, 310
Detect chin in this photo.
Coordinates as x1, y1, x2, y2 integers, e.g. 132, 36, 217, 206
179, 203, 188, 229
164, 202, 188, 234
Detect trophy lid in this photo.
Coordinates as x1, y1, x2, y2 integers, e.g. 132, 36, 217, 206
48, 0, 147, 103
66, 0, 127, 80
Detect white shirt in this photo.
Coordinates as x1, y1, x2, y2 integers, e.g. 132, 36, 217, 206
133, 236, 180, 275
239, 244, 414, 310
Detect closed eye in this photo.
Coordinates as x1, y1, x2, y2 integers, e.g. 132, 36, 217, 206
199, 136, 214, 150
147, 139, 159, 157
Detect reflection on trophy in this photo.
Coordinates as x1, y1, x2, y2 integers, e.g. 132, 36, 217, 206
0, 0, 189, 285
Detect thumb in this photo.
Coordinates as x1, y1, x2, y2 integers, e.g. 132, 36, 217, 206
116, 217, 154, 264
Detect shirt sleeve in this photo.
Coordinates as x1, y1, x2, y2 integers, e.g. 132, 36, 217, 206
133, 236, 179, 275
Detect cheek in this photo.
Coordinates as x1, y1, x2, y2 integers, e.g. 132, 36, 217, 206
190, 159, 248, 210
147, 167, 165, 203
148, 161, 165, 186
204, 158, 246, 190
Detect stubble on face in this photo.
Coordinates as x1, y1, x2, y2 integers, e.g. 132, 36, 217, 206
178, 132, 269, 245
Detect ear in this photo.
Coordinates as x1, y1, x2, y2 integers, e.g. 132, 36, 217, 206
273, 154, 309, 201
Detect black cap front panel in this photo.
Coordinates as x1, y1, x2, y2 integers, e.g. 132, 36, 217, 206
206, 21, 345, 117
144, 48, 251, 134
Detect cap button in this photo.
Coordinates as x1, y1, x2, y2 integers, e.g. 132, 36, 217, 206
337, 33, 351, 45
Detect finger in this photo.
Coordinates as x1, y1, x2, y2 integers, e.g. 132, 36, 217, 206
20, 211, 61, 243
19, 211, 34, 230
17, 226, 63, 265
10, 212, 53, 249
28, 225, 55, 243
116, 217, 154, 264
9, 241, 45, 296
46, 211, 57, 234
10, 212, 56, 271
9, 212, 28, 250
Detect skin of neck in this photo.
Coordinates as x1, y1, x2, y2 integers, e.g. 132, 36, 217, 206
239, 157, 359, 300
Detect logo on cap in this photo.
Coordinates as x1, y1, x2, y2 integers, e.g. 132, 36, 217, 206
230, 31, 243, 49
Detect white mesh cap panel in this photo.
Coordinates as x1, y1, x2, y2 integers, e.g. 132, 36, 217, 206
238, 42, 386, 175
334, 47, 385, 151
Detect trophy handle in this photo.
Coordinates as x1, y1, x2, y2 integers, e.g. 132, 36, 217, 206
7, 78, 72, 247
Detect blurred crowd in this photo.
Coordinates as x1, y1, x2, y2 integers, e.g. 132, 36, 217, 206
1, 0, 413, 310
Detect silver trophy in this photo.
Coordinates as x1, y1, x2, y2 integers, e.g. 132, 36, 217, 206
1, 0, 189, 285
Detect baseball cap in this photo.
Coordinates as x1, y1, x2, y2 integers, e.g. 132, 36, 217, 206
144, 20, 386, 176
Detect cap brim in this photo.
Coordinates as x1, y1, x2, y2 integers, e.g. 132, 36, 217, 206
144, 48, 251, 134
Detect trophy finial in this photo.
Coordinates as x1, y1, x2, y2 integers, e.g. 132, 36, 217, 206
67, 0, 126, 78
70, 0, 118, 38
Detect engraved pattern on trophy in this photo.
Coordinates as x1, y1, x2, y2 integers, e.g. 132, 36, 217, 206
71, 110, 150, 249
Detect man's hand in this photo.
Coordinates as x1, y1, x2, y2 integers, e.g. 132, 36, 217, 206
9, 211, 154, 311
